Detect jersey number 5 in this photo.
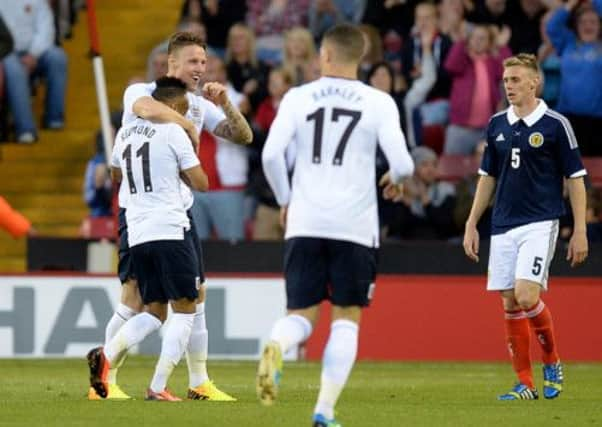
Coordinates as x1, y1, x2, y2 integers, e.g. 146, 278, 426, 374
511, 147, 520, 169
306, 107, 362, 165
123, 142, 153, 194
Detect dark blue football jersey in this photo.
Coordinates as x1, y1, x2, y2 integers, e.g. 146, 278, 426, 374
479, 101, 587, 235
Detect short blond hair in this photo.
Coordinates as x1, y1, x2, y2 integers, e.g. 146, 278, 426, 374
503, 53, 539, 74
323, 24, 366, 64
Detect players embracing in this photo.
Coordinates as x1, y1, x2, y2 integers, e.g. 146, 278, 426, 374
88, 31, 252, 401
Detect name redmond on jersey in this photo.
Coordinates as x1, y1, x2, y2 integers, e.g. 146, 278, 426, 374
120, 124, 157, 141
312, 85, 363, 104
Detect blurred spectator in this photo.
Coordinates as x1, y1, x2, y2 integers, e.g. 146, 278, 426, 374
403, 31, 437, 148
84, 131, 113, 218
249, 67, 294, 239
0, 14, 11, 58
246, 0, 311, 64
538, 10, 561, 108
303, 54, 321, 82
402, 2, 452, 129
180, 0, 247, 57
386, 146, 458, 240
444, 25, 511, 154
366, 61, 405, 128
225, 23, 271, 113
0, 0, 68, 143
0, 196, 36, 238
439, 0, 472, 42
191, 54, 250, 241
453, 140, 492, 239
146, 43, 168, 81
357, 24, 384, 80
308, 0, 366, 42
466, 0, 506, 26
505, 0, 546, 55
364, 60, 409, 234
0, 14, 12, 141
282, 27, 317, 85
362, 0, 419, 40
546, 0, 602, 156
49, 0, 76, 43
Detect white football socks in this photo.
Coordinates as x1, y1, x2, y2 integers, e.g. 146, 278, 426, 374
105, 303, 138, 384
269, 314, 312, 354
150, 312, 195, 393
185, 303, 210, 388
105, 303, 137, 344
314, 319, 359, 420
104, 312, 161, 367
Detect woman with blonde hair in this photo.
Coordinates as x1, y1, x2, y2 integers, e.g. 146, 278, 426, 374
282, 27, 317, 85
225, 23, 270, 113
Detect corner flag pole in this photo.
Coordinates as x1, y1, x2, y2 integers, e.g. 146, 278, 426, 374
86, 0, 113, 164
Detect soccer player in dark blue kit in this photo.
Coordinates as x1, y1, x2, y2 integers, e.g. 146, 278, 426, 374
463, 54, 588, 400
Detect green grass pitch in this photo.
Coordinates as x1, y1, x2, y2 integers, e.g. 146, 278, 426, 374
0, 358, 600, 426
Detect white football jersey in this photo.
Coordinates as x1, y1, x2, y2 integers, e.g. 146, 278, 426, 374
262, 76, 414, 247
112, 118, 200, 247
118, 81, 225, 209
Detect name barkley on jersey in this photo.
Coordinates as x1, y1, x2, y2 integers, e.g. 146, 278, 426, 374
311, 84, 363, 103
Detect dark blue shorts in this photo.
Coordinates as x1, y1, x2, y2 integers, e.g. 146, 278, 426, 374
130, 230, 200, 305
117, 208, 205, 284
284, 237, 377, 309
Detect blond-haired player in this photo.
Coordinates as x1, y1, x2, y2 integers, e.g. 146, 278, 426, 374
463, 53, 588, 400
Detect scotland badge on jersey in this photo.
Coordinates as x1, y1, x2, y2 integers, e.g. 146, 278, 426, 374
528, 132, 544, 148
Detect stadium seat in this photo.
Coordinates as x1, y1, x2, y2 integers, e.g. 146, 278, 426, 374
421, 125, 445, 155
437, 155, 479, 183
80, 216, 116, 240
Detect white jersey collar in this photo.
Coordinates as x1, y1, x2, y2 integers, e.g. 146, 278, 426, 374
506, 99, 548, 127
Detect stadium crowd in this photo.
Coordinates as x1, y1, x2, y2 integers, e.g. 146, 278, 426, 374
1, 0, 600, 242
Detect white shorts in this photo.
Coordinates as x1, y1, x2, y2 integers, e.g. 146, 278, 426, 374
486, 220, 559, 291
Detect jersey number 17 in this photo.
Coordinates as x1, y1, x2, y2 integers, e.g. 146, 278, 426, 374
306, 107, 362, 166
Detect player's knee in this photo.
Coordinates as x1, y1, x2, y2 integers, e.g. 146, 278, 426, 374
514, 292, 538, 310
145, 303, 167, 323
121, 279, 143, 312
500, 291, 519, 311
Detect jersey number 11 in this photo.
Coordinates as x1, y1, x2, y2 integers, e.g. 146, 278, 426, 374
123, 142, 153, 194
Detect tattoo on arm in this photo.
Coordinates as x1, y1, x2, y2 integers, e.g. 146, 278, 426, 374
213, 100, 253, 144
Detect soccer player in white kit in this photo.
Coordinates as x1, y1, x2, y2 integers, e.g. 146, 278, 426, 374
97, 32, 251, 401
257, 25, 415, 427
463, 54, 588, 400
88, 77, 209, 400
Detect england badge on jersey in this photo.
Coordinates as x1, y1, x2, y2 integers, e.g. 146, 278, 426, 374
528, 132, 544, 148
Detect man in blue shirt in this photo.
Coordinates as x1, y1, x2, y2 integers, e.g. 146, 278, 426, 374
463, 53, 588, 401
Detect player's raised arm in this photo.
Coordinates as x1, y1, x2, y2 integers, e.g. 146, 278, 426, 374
262, 91, 297, 207
203, 82, 253, 145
